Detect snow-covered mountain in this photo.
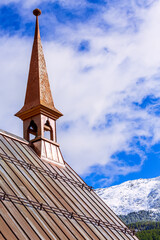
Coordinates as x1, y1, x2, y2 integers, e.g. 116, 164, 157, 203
96, 176, 160, 216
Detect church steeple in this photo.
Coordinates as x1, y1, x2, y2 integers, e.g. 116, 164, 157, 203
15, 9, 65, 168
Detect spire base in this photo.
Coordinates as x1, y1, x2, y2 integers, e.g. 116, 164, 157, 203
15, 104, 63, 121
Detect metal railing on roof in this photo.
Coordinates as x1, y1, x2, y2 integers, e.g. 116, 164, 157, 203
0, 153, 93, 191
0, 192, 135, 236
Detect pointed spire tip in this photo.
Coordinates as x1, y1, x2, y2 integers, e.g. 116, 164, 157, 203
33, 8, 41, 16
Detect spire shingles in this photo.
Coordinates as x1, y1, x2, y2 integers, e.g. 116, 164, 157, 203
16, 9, 62, 120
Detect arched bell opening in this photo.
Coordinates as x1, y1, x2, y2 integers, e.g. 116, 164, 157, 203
44, 120, 53, 140
27, 120, 38, 141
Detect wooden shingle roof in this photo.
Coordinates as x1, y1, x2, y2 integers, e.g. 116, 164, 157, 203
0, 130, 138, 240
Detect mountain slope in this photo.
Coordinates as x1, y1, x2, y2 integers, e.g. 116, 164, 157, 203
96, 176, 160, 216
120, 210, 160, 224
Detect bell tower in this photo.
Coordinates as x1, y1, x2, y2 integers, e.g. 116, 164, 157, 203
15, 9, 65, 168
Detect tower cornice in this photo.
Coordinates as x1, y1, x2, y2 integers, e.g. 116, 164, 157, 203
15, 104, 63, 121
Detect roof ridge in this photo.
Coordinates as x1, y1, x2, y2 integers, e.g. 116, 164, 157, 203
0, 129, 28, 144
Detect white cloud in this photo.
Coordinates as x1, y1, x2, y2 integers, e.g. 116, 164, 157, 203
0, 0, 160, 184
0, 0, 87, 9
0, 0, 20, 5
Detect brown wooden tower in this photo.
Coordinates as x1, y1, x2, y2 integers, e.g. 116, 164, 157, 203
15, 9, 64, 168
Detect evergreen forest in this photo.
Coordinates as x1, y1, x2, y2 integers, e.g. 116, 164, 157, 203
128, 222, 160, 240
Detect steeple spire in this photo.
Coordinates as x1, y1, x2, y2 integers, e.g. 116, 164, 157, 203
15, 9, 65, 168
16, 8, 62, 120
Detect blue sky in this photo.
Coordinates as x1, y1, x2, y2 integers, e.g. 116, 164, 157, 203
0, 0, 160, 188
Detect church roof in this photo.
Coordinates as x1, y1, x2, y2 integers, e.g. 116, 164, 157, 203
0, 129, 138, 240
